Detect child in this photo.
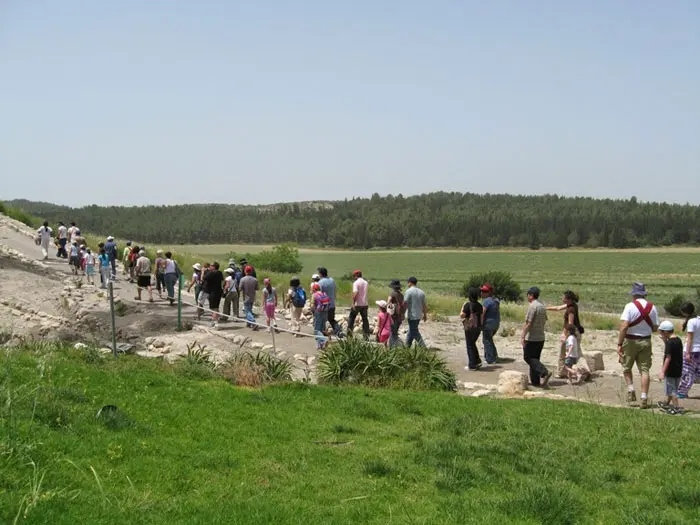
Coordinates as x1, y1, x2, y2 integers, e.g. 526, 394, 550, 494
311, 282, 330, 349
658, 320, 684, 414
563, 324, 581, 383
286, 277, 306, 335
69, 241, 80, 275
84, 249, 96, 285
262, 278, 278, 332
79, 245, 87, 276
375, 300, 393, 346
98, 248, 110, 289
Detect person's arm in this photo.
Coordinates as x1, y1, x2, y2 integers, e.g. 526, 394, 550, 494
351, 282, 358, 309
460, 303, 468, 319
522, 307, 533, 347
617, 321, 630, 360
546, 304, 567, 312
686, 331, 694, 362
422, 296, 428, 322
659, 354, 671, 380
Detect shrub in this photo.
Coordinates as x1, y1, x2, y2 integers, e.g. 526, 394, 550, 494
664, 293, 689, 317
229, 244, 303, 274
316, 339, 456, 391
461, 271, 522, 302
0, 203, 37, 228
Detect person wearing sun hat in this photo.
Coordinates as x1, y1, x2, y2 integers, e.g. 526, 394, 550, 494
387, 279, 405, 348
375, 300, 393, 345
617, 281, 659, 408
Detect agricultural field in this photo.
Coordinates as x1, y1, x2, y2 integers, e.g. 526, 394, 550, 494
171, 245, 700, 313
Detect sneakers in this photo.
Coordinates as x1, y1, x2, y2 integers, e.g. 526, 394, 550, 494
541, 371, 552, 389
640, 398, 649, 409
678, 393, 688, 399
626, 391, 637, 403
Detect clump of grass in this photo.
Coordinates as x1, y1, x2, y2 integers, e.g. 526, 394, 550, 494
83, 347, 104, 364
176, 342, 216, 379
219, 352, 292, 386
362, 459, 393, 478
333, 424, 358, 434
502, 484, 583, 525
317, 339, 456, 391
113, 300, 128, 317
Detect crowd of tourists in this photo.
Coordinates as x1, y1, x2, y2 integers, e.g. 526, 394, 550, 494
35, 224, 700, 410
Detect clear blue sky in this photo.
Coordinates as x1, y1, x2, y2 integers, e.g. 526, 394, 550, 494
1, 1, 698, 206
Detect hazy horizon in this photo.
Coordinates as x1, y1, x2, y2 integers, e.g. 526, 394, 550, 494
2, 1, 699, 206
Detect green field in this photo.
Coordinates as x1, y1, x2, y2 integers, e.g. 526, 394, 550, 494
3, 343, 700, 524
171, 245, 700, 313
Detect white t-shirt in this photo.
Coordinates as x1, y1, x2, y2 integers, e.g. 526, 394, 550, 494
36, 226, 52, 242
620, 299, 659, 337
58, 225, 67, 240
687, 317, 700, 353
225, 275, 236, 292
565, 334, 580, 358
353, 278, 369, 307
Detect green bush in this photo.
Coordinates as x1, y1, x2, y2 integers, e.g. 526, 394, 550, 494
229, 244, 303, 274
0, 202, 38, 228
664, 293, 690, 317
316, 340, 456, 391
461, 271, 522, 302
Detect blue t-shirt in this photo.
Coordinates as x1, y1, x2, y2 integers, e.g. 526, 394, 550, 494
104, 241, 117, 260
483, 296, 501, 325
318, 277, 337, 309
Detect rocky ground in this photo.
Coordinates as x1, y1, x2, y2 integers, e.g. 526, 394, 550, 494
1, 212, 697, 414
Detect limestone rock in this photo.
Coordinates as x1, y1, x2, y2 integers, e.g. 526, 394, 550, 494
471, 389, 493, 398
497, 370, 529, 397
582, 351, 604, 372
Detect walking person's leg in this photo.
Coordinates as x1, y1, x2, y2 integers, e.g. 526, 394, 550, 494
465, 330, 478, 369
483, 321, 499, 364
556, 337, 568, 378
467, 328, 482, 369
678, 353, 700, 398
621, 340, 640, 401
389, 321, 403, 348
360, 306, 370, 339
232, 291, 239, 319
410, 320, 425, 347
110, 257, 116, 279
347, 308, 358, 337
523, 341, 549, 387
406, 319, 416, 348
328, 308, 341, 336
222, 292, 231, 321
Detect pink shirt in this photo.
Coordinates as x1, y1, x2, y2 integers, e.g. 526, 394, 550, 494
353, 278, 369, 307
377, 311, 393, 343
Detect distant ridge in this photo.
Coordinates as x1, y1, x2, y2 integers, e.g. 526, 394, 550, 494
6, 192, 700, 249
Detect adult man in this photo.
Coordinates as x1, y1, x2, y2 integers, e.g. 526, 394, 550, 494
153, 249, 166, 298
36, 221, 53, 260
522, 286, 551, 387
347, 270, 370, 339
239, 265, 259, 330
56, 222, 68, 258
123, 241, 132, 276
480, 283, 501, 364
318, 267, 342, 338
200, 262, 224, 327
239, 258, 257, 278
104, 236, 118, 280
67, 222, 79, 244
617, 282, 659, 408
388, 280, 405, 348
404, 277, 427, 348
134, 250, 153, 302
222, 267, 240, 321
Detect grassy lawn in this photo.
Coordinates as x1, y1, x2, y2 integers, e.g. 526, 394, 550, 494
2, 344, 700, 524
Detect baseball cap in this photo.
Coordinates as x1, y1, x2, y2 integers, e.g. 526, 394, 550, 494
311, 273, 320, 281
407, 276, 418, 284
659, 320, 675, 332
389, 279, 401, 289
352, 269, 362, 277
224, 268, 234, 274
311, 282, 321, 291
480, 283, 493, 293
527, 286, 541, 296
244, 265, 253, 274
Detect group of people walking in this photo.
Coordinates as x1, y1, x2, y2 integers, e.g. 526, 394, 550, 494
35, 223, 700, 406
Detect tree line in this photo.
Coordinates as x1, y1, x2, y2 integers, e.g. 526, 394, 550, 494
8, 192, 700, 249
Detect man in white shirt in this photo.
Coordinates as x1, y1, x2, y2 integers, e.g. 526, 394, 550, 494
36, 221, 53, 260
617, 282, 659, 408
347, 270, 370, 339
56, 222, 68, 258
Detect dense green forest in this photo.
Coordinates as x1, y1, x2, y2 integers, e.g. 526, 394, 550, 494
7, 193, 700, 248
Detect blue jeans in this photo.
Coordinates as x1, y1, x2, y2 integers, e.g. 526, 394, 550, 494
314, 311, 328, 348
483, 320, 500, 363
164, 273, 177, 301
406, 319, 424, 348
244, 299, 255, 326
57, 238, 67, 258
109, 256, 117, 279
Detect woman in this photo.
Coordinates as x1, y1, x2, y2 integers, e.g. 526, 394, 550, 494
460, 287, 484, 370
98, 248, 110, 289
187, 263, 203, 304
310, 282, 330, 349
154, 249, 167, 299
285, 277, 306, 335
678, 302, 700, 399
222, 267, 239, 321
547, 290, 584, 379
480, 283, 501, 364
163, 251, 179, 305
36, 221, 53, 260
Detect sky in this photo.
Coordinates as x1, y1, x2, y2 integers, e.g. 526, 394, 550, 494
1, 1, 698, 207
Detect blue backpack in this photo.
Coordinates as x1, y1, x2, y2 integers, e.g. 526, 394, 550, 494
291, 287, 306, 307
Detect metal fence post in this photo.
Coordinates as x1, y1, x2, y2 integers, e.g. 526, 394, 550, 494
270, 321, 277, 353
108, 280, 118, 358
177, 274, 183, 331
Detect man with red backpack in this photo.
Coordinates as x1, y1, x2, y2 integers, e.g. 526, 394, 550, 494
617, 282, 659, 408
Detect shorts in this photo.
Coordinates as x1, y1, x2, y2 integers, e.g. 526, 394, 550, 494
621, 338, 652, 374
209, 295, 221, 310
564, 356, 579, 367
198, 292, 209, 307
137, 276, 151, 288
86, 266, 95, 276
70, 255, 80, 267
264, 303, 276, 318
665, 376, 680, 397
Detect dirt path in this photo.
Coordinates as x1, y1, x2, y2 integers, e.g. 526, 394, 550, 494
1, 214, 698, 414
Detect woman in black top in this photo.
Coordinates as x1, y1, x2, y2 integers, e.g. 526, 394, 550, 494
460, 287, 484, 370
547, 290, 583, 378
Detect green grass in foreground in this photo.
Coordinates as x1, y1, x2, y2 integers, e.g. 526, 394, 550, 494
2, 344, 700, 524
